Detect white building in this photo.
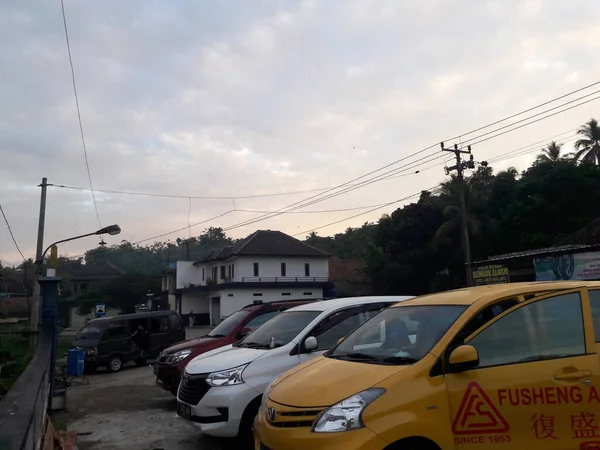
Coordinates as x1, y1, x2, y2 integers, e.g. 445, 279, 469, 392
162, 230, 331, 326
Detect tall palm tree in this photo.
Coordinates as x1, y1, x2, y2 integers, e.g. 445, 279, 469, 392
535, 141, 563, 164
574, 118, 600, 165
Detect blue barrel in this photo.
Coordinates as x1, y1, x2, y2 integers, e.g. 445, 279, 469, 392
67, 347, 85, 377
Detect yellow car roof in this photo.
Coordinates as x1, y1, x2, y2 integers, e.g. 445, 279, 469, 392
391, 281, 600, 307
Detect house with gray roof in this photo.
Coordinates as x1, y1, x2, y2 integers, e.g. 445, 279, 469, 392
163, 230, 331, 326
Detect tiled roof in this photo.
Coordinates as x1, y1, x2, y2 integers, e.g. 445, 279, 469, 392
196, 230, 327, 263
71, 260, 126, 280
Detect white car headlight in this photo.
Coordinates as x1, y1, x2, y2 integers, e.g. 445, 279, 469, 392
166, 349, 192, 364
312, 388, 385, 433
260, 375, 281, 412
206, 364, 248, 387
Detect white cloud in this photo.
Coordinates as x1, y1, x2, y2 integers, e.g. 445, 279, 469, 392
1, 0, 600, 265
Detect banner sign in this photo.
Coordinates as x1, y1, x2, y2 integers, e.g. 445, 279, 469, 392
534, 251, 600, 281
472, 264, 510, 285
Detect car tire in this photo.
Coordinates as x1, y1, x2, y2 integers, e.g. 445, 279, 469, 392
107, 355, 123, 373
236, 397, 261, 448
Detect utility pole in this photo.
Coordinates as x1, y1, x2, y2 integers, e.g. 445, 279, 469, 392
30, 177, 48, 350
441, 143, 475, 287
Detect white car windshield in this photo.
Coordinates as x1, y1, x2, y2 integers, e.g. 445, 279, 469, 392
234, 310, 321, 349
326, 305, 467, 364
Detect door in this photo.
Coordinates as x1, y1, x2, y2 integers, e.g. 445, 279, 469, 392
210, 298, 221, 326
297, 304, 387, 364
99, 320, 132, 360
149, 315, 171, 356
444, 289, 600, 450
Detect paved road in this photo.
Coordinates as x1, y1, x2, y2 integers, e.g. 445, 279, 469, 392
54, 327, 242, 450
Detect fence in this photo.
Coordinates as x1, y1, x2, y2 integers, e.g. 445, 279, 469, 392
0, 324, 52, 450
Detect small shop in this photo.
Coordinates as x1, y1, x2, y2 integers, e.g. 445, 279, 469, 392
468, 244, 600, 284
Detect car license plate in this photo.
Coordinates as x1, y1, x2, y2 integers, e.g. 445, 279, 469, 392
153, 364, 159, 376
177, 401, 191, 419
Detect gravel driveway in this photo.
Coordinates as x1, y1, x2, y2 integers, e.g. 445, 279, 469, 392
53, 352, 242, 449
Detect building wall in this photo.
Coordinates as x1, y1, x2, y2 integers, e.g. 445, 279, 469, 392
69, 306, 121, 330
176, 261, 197, 289
179, 286, 324, 323
213, 287, 324, 318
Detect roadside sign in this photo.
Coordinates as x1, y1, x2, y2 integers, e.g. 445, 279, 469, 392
136, 304, 150, 311
95, 304, 106, 317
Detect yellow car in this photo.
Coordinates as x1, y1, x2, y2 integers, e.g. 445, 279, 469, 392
254, 281, 600, 450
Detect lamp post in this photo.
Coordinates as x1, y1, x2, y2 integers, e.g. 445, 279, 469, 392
29, 224, 121, 350
36, 224, 122, 271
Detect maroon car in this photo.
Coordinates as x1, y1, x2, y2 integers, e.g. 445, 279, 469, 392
153, 299, 316, 394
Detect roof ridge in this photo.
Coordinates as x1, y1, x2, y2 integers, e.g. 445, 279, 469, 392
232, 230, 259, 255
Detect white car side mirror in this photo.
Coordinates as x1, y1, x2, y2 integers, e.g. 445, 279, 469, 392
304, 336, 318, 352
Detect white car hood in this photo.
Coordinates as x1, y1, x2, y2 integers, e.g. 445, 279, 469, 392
185, 344, 269, 375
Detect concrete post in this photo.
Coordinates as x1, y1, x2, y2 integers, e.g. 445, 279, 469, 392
39, 276, 61, 408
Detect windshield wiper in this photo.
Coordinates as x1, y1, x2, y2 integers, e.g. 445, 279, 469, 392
379, 356, 418, 365
236, 341, 271, 349
331, 352, 380, 361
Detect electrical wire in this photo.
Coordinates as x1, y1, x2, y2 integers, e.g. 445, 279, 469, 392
291, 189, 435, 237
0, 204, 26, 262
60, 0, 101, 229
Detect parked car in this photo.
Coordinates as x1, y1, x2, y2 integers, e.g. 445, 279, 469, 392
72, 310, 185, 373
154, 299, 316, 395
254, 281, 600, 450
176, 295, 413, 441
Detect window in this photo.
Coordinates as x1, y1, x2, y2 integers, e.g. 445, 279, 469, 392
468, 292, 585, 369
228, 293, 234, 297
282, 293, 291, 296
304, 263, 310, 277
245, 311, 279, 331
588, 290, 600, 342
169, 314, 183, 331
105, 321, 127, 339
220, 266, 226, 279
212, 267, 217, 281
150, 317, 169, 334
231, 264, 235, 279
228, 265, 232, 279
310, 306, 385, 351
202, 268, 205, 282
281, 262, 287, 277
253, 293, 263, 297
253, 262, 259, 277
303, 292, 313, 296
453, 298, 519, 345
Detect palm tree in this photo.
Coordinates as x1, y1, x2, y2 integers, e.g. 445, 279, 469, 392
535, 141, 563, 164
573, 118, 600, 165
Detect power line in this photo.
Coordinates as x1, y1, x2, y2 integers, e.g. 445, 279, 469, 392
47, 183, 334, 200
215, 82, 600, 232
48, 82, 600, 209
0, 204, 26, 262
291, 190, 432, 237
60, 0, 101, 228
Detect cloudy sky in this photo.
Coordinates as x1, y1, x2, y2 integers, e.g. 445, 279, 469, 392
1, 0, 599, 265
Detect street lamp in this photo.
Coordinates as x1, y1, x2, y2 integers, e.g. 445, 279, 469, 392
36, 224, 121, 269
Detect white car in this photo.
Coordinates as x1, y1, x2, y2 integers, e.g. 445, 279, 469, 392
175, 295, 413, 439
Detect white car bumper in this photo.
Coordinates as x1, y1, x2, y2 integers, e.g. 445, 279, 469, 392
177, 380, 261, 438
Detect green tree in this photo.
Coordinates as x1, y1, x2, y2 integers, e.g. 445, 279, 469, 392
535, 141, 563, 164
574, 118, 600, 164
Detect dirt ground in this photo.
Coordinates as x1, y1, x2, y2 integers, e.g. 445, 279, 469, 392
52, 327, 242, 450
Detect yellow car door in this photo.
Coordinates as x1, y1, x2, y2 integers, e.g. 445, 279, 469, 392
444, 288, 600, 450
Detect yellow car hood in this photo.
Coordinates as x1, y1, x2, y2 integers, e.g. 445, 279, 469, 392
268, 355, 405, 408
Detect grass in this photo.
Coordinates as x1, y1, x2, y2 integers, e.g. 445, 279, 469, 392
0, 333, 32, 398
